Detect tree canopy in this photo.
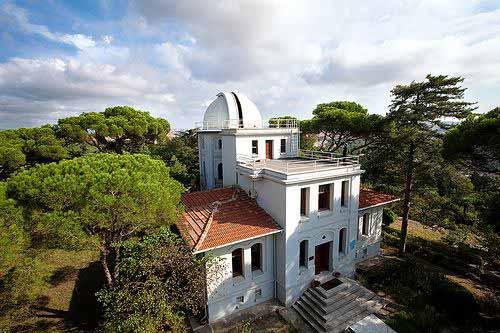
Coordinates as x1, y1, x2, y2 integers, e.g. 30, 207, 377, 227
443, 107, 500, 171
0, 127, 68, 179
150, 129, 199, 189
55, 106, 171, 154
300, 101, 386, 154
6, 153, 183, 287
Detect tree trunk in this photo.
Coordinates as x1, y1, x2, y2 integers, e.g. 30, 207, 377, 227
400, 142, 415, 253
101, 243, 114, 288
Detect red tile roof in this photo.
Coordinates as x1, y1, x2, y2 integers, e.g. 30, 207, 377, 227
359, 188, 399, 210
177, 187, 281, 253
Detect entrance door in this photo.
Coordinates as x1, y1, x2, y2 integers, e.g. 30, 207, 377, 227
314, 242, 331, 275
265, 140, 273, 159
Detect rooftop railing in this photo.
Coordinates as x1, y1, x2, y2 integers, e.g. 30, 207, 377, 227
195, 118, 299, 130
236, 149, 362, 174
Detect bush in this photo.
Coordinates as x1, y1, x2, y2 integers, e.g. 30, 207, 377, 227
431, 280, 479, 322
383, 207, 397, 226
97, 228, 214, 333
442, 225, 469, 247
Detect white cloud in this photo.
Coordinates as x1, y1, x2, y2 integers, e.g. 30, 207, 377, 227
1, 0, 500, 129
102, 35, 114, 45
1, 2, 95, 50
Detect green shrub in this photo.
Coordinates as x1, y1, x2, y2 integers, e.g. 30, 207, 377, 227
383, 207, 397, 226
442, 225, 469, 247
431, 280, 479, 323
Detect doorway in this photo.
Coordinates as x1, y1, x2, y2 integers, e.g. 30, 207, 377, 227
265, 140, 273, 159
315, 241, 331, 275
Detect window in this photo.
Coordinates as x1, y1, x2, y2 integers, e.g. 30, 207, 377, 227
362, 213, 370, 236
236, 295, 244, 303
280, 139, 286, 153
300, 188, 309, 216
299, 240, 308, 268
251, 243, 262, 272
341, 181, 349, 207
217, 163, 223, 180
252, 140, 258, 154
218, 139, 222, 149
232, 248, 244, 277
339, 228, 347, 254
318, 184, 331, 211
255, 289, 262, 301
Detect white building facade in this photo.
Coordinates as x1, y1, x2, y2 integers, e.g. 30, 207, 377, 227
178, 92, 398, 323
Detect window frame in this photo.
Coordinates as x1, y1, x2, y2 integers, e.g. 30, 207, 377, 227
362, 213, 370, 236
217, 163, 223, 180
232, 248, 244, 278
318, 184, 332, 211
300, 187, 309, 217
280, 138, 286, 154
299, 240, 308, 269
252, 140, 258, 155
251, 243, 263, 273
338, 228, 347, 254
341, 180, 349, 207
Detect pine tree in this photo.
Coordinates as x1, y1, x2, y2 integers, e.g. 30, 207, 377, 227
387, 74, 475, 252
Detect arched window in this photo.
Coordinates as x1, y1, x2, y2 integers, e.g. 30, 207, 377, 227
362, 213, 370, 236
232, 248, 244, 277
217, 163, 223, 180
251, 243, 262, 272
299, 240, 308, 268
339, 228, 347, 254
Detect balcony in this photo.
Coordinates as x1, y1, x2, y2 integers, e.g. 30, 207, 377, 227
237, 150, 362, 178
195, 118, 299, 130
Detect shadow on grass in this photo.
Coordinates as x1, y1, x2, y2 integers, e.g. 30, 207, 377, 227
50, 266, 78, 286
64, 260, 106, 331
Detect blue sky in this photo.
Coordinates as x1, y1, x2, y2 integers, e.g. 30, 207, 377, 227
1, 0, 500, 129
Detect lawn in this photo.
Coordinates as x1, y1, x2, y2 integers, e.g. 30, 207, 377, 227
0, 248, 101, 332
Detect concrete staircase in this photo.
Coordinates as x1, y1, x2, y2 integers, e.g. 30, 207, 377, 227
292, 277, 386, 333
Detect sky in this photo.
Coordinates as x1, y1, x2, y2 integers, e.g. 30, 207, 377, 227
1, 0, 499, 129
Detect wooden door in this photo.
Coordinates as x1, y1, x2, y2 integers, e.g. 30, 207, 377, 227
265, 140, 273, 159
315, 242, 331, 275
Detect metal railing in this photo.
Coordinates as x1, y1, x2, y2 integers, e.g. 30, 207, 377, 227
195, 118, 299, 130
236, 150, 362, 174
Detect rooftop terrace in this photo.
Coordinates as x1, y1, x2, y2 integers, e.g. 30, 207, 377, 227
237, 150, 362, 177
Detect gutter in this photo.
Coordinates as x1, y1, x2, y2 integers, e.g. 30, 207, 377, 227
358, 198, 401, 212
193, 229, 282, 254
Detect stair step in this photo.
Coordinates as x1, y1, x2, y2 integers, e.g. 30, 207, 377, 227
327, 297, 377, 328
303, 292, 327, 315
309, 285, 366, 314
300, 294, 328, 319
292, 303, 326, 332
295, 299, 328, 329
325, 291, 375, 321
314, 280, 350, 298
293, 277, 388, 333
330, 310, 372, 333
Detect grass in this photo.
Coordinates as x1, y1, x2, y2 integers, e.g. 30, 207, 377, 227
359, 219, 500, 332
388, 218, 445, 243
41, 249, 99, 313
0, 248, 100, 332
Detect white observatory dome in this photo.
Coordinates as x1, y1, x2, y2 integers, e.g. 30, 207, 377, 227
203, 92, 263, 129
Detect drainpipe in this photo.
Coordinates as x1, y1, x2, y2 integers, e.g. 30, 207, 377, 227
273, 233, 277, 300
200, 254, 209, 324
